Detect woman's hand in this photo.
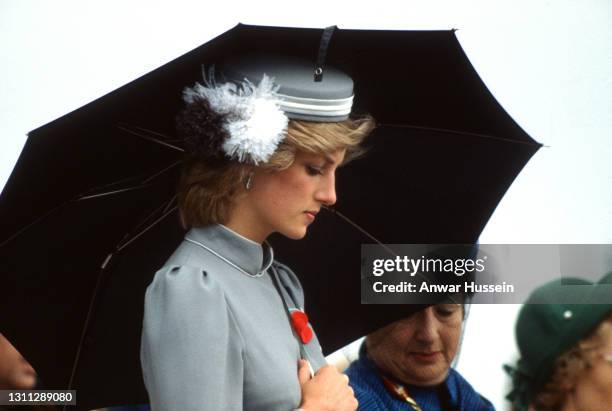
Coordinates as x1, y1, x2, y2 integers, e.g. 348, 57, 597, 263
297, 359, 358, 411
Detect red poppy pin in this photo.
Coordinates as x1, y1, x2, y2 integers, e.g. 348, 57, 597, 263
290, 309, 313, 344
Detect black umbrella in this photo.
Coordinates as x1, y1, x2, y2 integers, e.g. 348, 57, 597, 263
0, 24, 540, 410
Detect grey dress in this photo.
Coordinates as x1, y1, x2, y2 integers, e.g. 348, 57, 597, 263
140, 224, 327, 411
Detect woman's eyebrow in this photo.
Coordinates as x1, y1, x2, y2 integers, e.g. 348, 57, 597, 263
324, 154, 342, 165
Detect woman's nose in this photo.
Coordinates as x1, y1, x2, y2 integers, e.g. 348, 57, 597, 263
414, 310, 439, 343
315, 174, 337, 206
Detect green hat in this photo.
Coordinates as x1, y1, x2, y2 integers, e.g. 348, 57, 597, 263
504, 272, 612, 411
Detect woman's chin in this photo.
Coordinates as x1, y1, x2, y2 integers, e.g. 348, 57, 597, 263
280, 227, 308, 240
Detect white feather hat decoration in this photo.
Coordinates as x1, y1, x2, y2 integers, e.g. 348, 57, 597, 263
182, 72, 288, 165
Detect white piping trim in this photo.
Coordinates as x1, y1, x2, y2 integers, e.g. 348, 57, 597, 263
280, 106, 352, 116
280, 101, 352, 112
277, 93, 354, 105
184, 237, 274, 278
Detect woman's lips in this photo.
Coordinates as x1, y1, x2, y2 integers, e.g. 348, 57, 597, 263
304, 211, 317, 221
410, 351, 442, 363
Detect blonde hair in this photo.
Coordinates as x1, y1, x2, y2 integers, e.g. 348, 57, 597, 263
178, 116, 375, 228
531, 314, 612, 410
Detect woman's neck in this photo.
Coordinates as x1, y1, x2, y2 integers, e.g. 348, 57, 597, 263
223, 220, 267, 244
225, 201, 270, 244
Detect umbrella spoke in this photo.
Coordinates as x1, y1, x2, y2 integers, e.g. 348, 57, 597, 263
77, 160, 180, 200
162, 194, 178, 215
116, 123, 184, 152
78, 173, 149, 197
115, 197, 178, 253
322, 205, 396, 256
77, 184, 153, 201
2, 183, 153, 246
379, 123, 542, 147
117, 122, 183, 143
0, 202, 68, 247
141, 160, 181, 184
4, 161, 178, 246
323, 205, 460, 304
68, 197, 178, 393
118, 194, 177, 240
68, 260, 107, 395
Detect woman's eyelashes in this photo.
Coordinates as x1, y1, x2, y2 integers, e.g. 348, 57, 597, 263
436, 309, 454, 318
306, 165, 324, 176
434, 305, 460, 319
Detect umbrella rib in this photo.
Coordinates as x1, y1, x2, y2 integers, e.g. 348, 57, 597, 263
117, 195, 177, 243
322, 205, 397, 255
118, 122, 183, 142
77, 184, 152, 201
0, 202, 67, 248
141, 160, 181, 184
67, 256, 109, 395
322, 205, 459, 305
1, 184, 151, 246
116, 124, 185, 152
378, 123, 541, 147
78, 175, 148, 196
4, 161, 177, 244
77, 163, 177, 198
68, 203, 178, 396
162, 194, 178, 215
77, 160, 180, 200
116, 204, 178, 253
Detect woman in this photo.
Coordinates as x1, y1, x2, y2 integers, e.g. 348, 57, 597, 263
345, 303, 494, 411
505, 272, 612, 411
140, 56, 375, 410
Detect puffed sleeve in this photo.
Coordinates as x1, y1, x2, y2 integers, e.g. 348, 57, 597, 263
140, 265, 246, 411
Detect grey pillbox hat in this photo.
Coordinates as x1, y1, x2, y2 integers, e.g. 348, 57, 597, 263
219, 54, 354, 122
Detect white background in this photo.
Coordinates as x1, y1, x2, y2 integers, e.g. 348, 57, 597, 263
1, 1, 611, 409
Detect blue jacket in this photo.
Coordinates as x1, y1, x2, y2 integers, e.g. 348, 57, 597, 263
345, 346, 495, 411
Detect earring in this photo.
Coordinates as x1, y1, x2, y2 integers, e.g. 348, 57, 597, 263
245, 172, 254, 190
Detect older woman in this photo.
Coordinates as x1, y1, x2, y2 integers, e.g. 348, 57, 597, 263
140, 56, 374, 411
505, 272, 612, 411
345, 303, 494, 411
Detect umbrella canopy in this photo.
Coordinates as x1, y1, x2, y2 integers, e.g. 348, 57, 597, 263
0, 24, 539, 409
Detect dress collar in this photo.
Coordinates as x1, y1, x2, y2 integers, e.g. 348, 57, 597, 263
185, 224, 274, 277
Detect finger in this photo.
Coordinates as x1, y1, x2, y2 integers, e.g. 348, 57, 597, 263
297, 359, 312, 384
319, 364, 337, 375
